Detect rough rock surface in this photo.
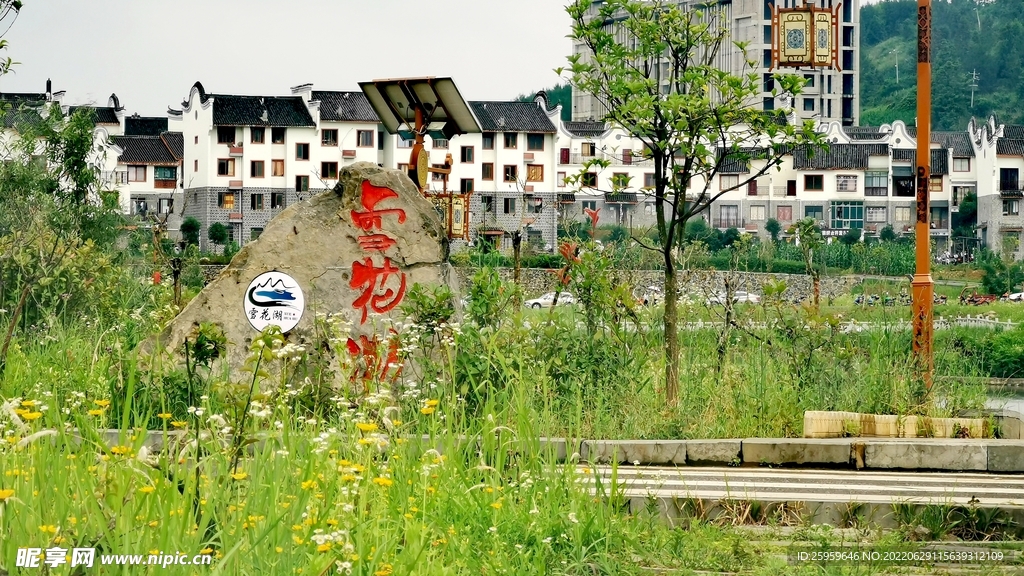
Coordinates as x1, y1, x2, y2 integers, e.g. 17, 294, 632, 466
143, 162, 457, 373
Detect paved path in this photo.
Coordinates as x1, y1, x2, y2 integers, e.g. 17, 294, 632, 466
583, 465, 1024, 508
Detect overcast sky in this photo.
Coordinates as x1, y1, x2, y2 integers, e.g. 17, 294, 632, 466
0, 1, 573, 116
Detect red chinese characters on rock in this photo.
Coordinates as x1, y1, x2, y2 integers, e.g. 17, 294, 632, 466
349, 180, 408, 324
346, 333, 402, 391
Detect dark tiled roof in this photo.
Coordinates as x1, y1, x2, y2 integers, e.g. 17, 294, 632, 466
69, 106, 119, 124
211, 94, 315, 127
794, 144, 889, 170
3, 108, 43, 128
470, 101, 555, 133
845, 126, 882, 135
113, 135, 179, 165
997, 139, 1024, 156
0, 92, 47, 104
311, 91, 378, 122
1001, 125, 1024, 139
932, 131, 974, 157
890, 148, 949, 175
161, 132, 184, 160
564, 121, 606, 138
604, 192, 638, 203
126, 115, 168, 136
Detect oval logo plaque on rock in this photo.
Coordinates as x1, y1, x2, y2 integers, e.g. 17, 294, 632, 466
243, 271, 305, 333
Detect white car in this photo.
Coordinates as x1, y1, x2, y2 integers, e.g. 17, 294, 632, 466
706, 291, 761, 305
525, 292, 575, 309
1006, 292, 1023, 302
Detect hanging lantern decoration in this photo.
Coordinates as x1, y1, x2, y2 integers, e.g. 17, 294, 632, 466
771, 2, 841, 71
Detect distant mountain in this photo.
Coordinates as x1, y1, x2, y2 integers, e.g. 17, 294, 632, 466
860, 0, 1024, 129
515, 83, 572, 121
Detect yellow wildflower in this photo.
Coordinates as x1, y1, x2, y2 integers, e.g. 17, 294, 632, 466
110, 446, 130, 456
87, 409, 105, 416
391, 420, 403, 426
301, 480, 317, 491
374, 563, 394, 576
424, 399, 439, 407
292, 535, 304, 545
200, 548, 213, 555
355, 422, 378, 433
275, 547, 283, 554
490, 501, 503, 510
148, 520, 158, 527
230, 472, 248, 481
20, 400, 37, 407
171, 421, 188, 428
326, 519, 339, 526
14, 408, 29, 416
156, 413, 172, 420
22, 412, 43, 421
39, 525, 57, 534
93, 400, 111, 408
372, 477, 393, 488
139, 486, 156, 494
0, 489, 14, 502
420, 407, 436, 415
340, 474, 357, 483
317, 543, 331, 553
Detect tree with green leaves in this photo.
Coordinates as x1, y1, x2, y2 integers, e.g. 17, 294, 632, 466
208, 222, 228, 248
880, 224, 898, 243
765, 218, 782, 243
787, 218, 825, 311
181, 217, 202, 247
564, 0, 822, 402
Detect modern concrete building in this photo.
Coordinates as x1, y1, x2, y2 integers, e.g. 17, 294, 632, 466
969, 117, 1024, 259
570, 0, 860, 127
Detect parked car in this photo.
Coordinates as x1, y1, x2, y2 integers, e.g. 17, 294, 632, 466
525, 292, 575, 309
706, 291, 761, 305
1004, 292, 1023, 302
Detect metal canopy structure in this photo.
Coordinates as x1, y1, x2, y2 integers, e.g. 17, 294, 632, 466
359, 77, 481, 241
359, 77, 480, 140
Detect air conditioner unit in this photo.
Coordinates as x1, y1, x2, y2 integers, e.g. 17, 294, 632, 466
523, 153, 534, 162
342, 149, 357, 158
524, 185, 535, 192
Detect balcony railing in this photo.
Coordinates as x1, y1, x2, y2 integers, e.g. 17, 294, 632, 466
999, 180, 1021, 192
559, 151, 654, 166
713, 218, 744, 229
865, 187, 888, 197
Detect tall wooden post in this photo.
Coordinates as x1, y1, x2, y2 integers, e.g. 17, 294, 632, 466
912, 0, 934, 390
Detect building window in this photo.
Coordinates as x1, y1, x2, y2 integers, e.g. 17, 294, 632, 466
482, 163, 494, 181
322, 129, 338, 146
128, 165, 146, 182
805, 205, 824, 220
804, 74, 815, 87
154, 166, 176, 184
865, 171, 888, 196
397, 137, 414, 149
895, 206, 912, 221
557, 171, 567, 186
527, 134, 545, 151
251, 160, 264, 178
804, 174, 824, 191
482, 132, 495, 150
503, 197, 516, 214
271, 192, 285, 209
251, 127, 265, 144
158, 198, 173, 214
526, 196, 544, 213
953, 157, 970, 172
720, 174, 739, 191
837, 175, 858, 192
720, 205, 740, 227
431, 164, 446, 182
803, 98, 814, 111
503, 165, 518, 182
503, 133, 518, 149
1004, 199, 1021, 216
611, 172, 629, 189
378, 131, 385, 151
250, 193, 264, 210
953, 186, 974, 207
217, 159, 235, 177
526, 164, 544, 182
460, 179, 474, 193
581, 142, 596, 157
194, 159, 198, 172
194, 135, 199, 145
460, 146, 474, 163
777, 205, 793, 221
321, 162, 338, 179
750, 205, 766, 220
866, 206, 887, 222
218, 192, 236, 210
831, 201, 864, 229
295, 176, 309, 192
582, 172, 597, 187
481, 195, 494, 212
272, 159, 284, 177
929, 175, 943, 192
250, 227, 263, 241
217, 126, 235, 144
644, 173, 655, 188
296, 143, 310, 160
397, 163, 410, 173
272, 127, 286, 144
431, 138, 448, 149
582, 200, 597, 213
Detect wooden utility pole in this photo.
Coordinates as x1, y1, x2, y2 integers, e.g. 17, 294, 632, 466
912, 0, 934, 390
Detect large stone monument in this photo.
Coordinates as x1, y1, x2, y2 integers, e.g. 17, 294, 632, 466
144, 162, 457, 373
